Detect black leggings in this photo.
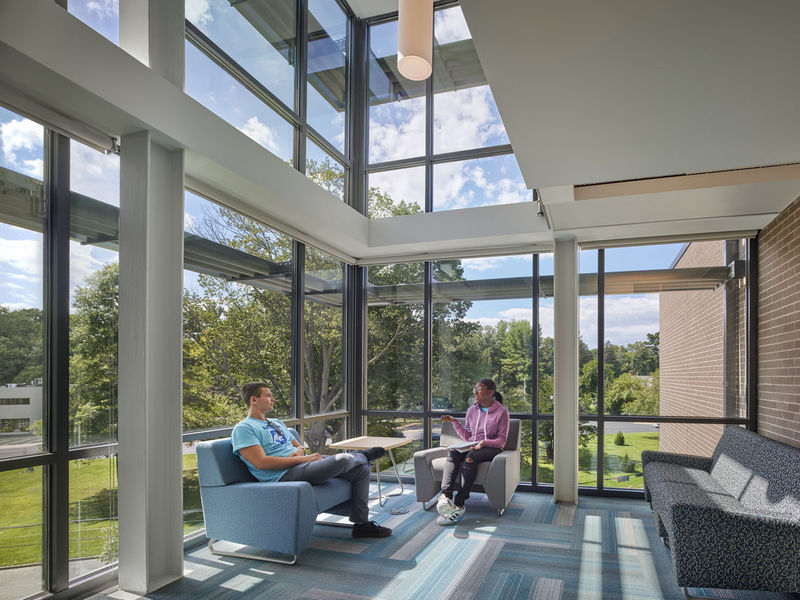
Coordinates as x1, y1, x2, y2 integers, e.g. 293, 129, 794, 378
440, 446, 501, 507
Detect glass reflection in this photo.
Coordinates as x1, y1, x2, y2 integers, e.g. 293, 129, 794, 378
307, 0, 348, 153
368, 20, 426, 163
185, 41, 295, 164
306, 139, 345, 202
186, 0, 296, 108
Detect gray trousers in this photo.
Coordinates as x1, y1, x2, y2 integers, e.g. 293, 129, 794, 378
280, 453, 371, 523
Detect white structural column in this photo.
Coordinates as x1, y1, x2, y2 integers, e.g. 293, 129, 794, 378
117, 2, 185, 593
118, 132, 185, 594
120, 0, 185, 87
553, 237, 579, 503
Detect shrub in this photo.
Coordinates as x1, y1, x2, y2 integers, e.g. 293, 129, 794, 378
614, 430, 625, 445
621, 452, 637, 473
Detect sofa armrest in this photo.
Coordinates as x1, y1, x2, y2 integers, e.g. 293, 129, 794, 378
641, 450, 712, 472
200, 481, 318, 555
668, 503, 800, 590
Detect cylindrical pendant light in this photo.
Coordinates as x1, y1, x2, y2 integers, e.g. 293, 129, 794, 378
397, 0, 433, 81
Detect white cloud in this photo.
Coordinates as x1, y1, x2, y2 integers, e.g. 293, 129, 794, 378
184, 212, 196, 230
368, 166, 425, 212
461, 257, 505, 272
70, 141, 120, 206
1, 118, 43, 170
69, 242, 108, 289
186, 0, 213, 27
434, 6, 471, 44
0, 239, 42, 273
466, 306, 532, 328
368, 97, 426, 163
579, 295, 660, 347
238, 116, 279, 153
433, 87, 506, 154
85, 0, 118, 18
22, 159, 43, 178
1, 302, 34, 311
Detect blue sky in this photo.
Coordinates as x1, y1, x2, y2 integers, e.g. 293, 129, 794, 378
0, 1, 685, 345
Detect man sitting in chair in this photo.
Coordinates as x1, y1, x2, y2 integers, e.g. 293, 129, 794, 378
232, 381, 392, 539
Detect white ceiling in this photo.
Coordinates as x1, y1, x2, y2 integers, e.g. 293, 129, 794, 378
459, 0, 800, 240
2, 1, 799, 262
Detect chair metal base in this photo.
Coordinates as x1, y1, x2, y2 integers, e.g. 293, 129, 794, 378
207, 539, 297, 565
207, 520, 353, 566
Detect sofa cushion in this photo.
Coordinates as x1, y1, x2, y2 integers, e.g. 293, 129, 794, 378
649, 480, 742, 538
710, 427, 800, 516
644, 462, 727, 496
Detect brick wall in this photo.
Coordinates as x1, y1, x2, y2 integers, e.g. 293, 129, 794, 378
659, 241, 728, 455
757, 195, 800, 448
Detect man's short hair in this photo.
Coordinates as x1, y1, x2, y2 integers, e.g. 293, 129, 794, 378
241, 382, 268, 408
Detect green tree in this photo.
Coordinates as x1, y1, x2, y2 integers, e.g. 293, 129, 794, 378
0, 306, 43, 384
622, 369, 660, 415
70, 263, 119, 443
605, 372, 648, 415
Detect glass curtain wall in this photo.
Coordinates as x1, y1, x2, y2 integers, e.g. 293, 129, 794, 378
580, 242, 750, 493
0, 106, 124, 596
366, 4, 528, 217
185, 0, 352, 199
365, 254, 555, 489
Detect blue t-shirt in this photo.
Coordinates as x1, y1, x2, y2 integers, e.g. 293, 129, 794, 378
231, 416, 297, 482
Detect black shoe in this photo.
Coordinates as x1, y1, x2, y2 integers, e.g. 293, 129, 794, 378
356, 446, 385, 461
352, 520, 392, 538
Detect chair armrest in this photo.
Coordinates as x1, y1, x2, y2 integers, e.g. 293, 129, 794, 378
413, 447, 448, 469
641, 450, 712, 472
483, 450, 520, 511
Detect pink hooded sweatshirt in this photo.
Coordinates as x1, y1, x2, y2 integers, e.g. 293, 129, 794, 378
452, 400, 510, 449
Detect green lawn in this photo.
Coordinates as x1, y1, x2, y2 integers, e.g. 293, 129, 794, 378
525, 430, 660, 489
0, 455, 206, 567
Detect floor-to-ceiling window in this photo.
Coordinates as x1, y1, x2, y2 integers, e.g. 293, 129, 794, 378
365, 3, 529, 218
578, 242, 751, 494
0, 103, 122, 597
185, 0, 353, 200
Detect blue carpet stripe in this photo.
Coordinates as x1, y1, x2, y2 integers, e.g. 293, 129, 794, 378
88, 486, 797, 600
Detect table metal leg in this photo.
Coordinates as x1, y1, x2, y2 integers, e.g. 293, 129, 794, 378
370, 449, 404, 506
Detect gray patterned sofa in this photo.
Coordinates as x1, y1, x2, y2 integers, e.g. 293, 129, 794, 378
641, 426, 800, 597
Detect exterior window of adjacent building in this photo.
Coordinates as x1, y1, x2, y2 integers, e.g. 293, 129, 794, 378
0, 397, 30, 405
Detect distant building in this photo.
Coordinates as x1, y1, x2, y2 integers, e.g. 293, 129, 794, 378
0, 385, 43, 433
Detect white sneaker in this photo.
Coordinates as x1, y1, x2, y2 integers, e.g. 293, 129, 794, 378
437, 504, 465, 526
436, 494, 455, 517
